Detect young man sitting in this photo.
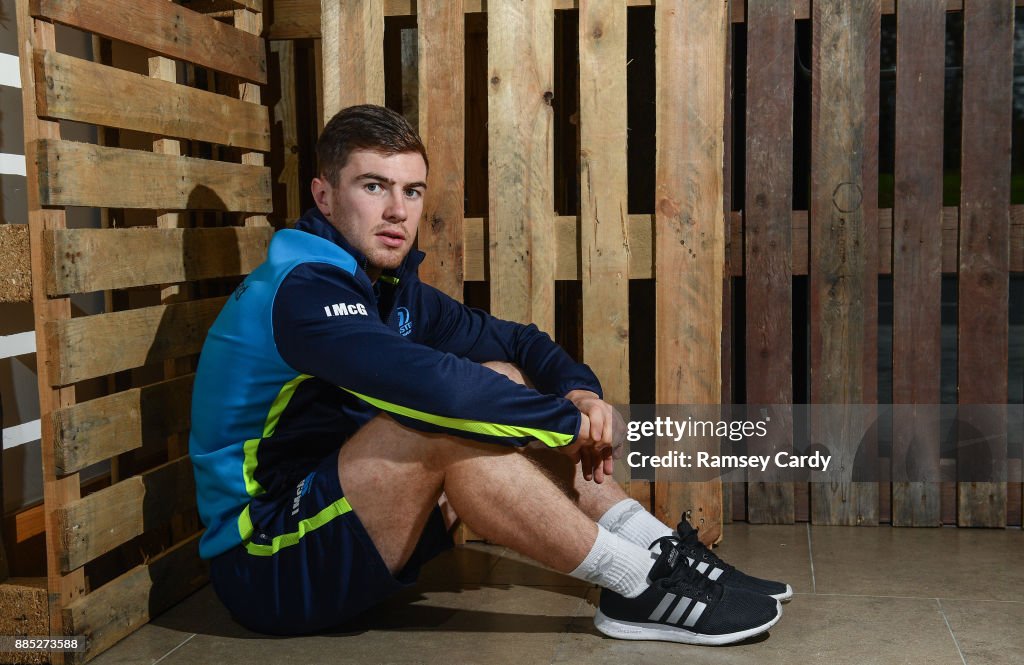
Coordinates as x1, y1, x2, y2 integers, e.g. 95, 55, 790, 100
188, 104, 790, 645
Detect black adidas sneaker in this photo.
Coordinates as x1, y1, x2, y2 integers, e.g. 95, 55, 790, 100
594, 542, 782, 645
653, 517, 793, 602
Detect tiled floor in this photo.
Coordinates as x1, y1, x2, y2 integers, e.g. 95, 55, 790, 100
92, 524, 1023, 665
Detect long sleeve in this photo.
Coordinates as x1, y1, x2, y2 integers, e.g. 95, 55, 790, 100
415, 283, 604, 399
272, 262, 584, 448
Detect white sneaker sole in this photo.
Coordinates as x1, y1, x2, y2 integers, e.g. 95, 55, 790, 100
593, 600, 782, 646
771, 584, 794, 603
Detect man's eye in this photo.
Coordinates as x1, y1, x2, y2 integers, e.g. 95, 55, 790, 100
405, 189, 422, 199
365, 183, 382, 193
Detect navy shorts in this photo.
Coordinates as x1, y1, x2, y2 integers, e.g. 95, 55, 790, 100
209, 451, 453, 635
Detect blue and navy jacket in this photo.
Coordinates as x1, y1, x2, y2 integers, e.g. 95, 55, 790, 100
189, 209, 602, 559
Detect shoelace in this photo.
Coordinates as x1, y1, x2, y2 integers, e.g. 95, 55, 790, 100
660, 527, 735, 575
649, 535, 719, 601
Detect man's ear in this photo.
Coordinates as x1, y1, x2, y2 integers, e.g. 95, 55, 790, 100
311, 177, 333, 217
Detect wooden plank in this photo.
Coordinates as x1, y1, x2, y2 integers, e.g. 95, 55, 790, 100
55, 456, 196, 572
31, 139, 271, 213
321, 0, 385, 119
417, 0, 465, 299
579, 0, 629, 488
653, 0, 727, 546
744, 0, 795, 524
314, 39, 325, 133
31, 0, 267, 84
399, 23, 419, 126
16, 2, 85, 657
63, 532, 207, 663
891, 0, 944, 527
34, 49, 268, 152
463, 205, 1023, 282
269, 0, 321, 39
270, 0, 1024, 38
271, 41, 302, 223
33, 49, 270, 152
51, 375, 194, 475
46, 211, 271, 298
235, 7, 271, 228
0, 224, 31, 303
182, 0, 262, 12
720, 0, 734, 525
957, 0, 1013, 528
149, 12, 194, 546
628, 479, 652, 513
487, 0, 555, 335
46, 297, 227, 386
809, 0, 879, 526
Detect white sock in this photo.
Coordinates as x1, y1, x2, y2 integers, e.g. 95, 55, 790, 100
598, 498, 674, 551
568, 524, 653, 598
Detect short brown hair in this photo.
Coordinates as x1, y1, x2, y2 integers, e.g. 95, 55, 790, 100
316, 104, 428, 185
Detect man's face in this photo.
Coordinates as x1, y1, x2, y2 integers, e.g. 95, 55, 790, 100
311, 149, 427, 281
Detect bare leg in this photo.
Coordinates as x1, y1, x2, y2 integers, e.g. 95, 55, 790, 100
337, 413, 597, 574
483, 361, 630, 521
522, 445, 629, 520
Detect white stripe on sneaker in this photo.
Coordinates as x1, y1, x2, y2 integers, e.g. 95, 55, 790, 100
708, 567, 724, 581
682, 601, 707, 628
696, 561, 710, 574
648, 593, 677, 622
665, 597, 692, 625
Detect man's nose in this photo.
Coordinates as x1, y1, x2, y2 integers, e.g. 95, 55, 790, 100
384, 190, 407, 222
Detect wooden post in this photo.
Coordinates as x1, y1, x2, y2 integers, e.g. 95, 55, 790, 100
271, 40, 302, 224
957, 0, 1012, 528
579, 0, 630, 489
487, 0, 555, 335
150, 3, 194, 542
417, 1, 465, 300
0, 397, 7, 582
320, 0, 384, 120
654, 0, 728, 544
744, 0, 795, 524
891, 0, 944, 527
15, 1, 85, 658
235, 8, 270, 228
809, 0, 880, 526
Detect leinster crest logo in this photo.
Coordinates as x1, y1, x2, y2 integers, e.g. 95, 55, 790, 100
396, 307, 413, 336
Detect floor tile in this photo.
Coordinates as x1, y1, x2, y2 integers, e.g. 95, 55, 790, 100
555, 590, 964, 665
155, 585, 587, 665
88, 623, 196, 665
940, 599, 1024, 665
810, 526, 1024, 601
717, 523, 813, 593
89, 525, 1024, 665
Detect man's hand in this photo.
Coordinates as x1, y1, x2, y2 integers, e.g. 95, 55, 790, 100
564, 389, 626, 484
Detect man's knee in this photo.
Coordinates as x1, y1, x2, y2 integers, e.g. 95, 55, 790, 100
340, 413, 515, 475
481, 361, 530, 387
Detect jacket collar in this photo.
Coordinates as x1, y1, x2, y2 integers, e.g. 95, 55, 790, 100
294, 207, 425, 282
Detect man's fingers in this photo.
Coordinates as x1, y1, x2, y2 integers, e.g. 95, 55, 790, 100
577, 412, 592, 446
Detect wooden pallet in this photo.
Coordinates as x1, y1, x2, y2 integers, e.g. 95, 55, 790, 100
16, 0, 269, 661
274, 1, 1023, 533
